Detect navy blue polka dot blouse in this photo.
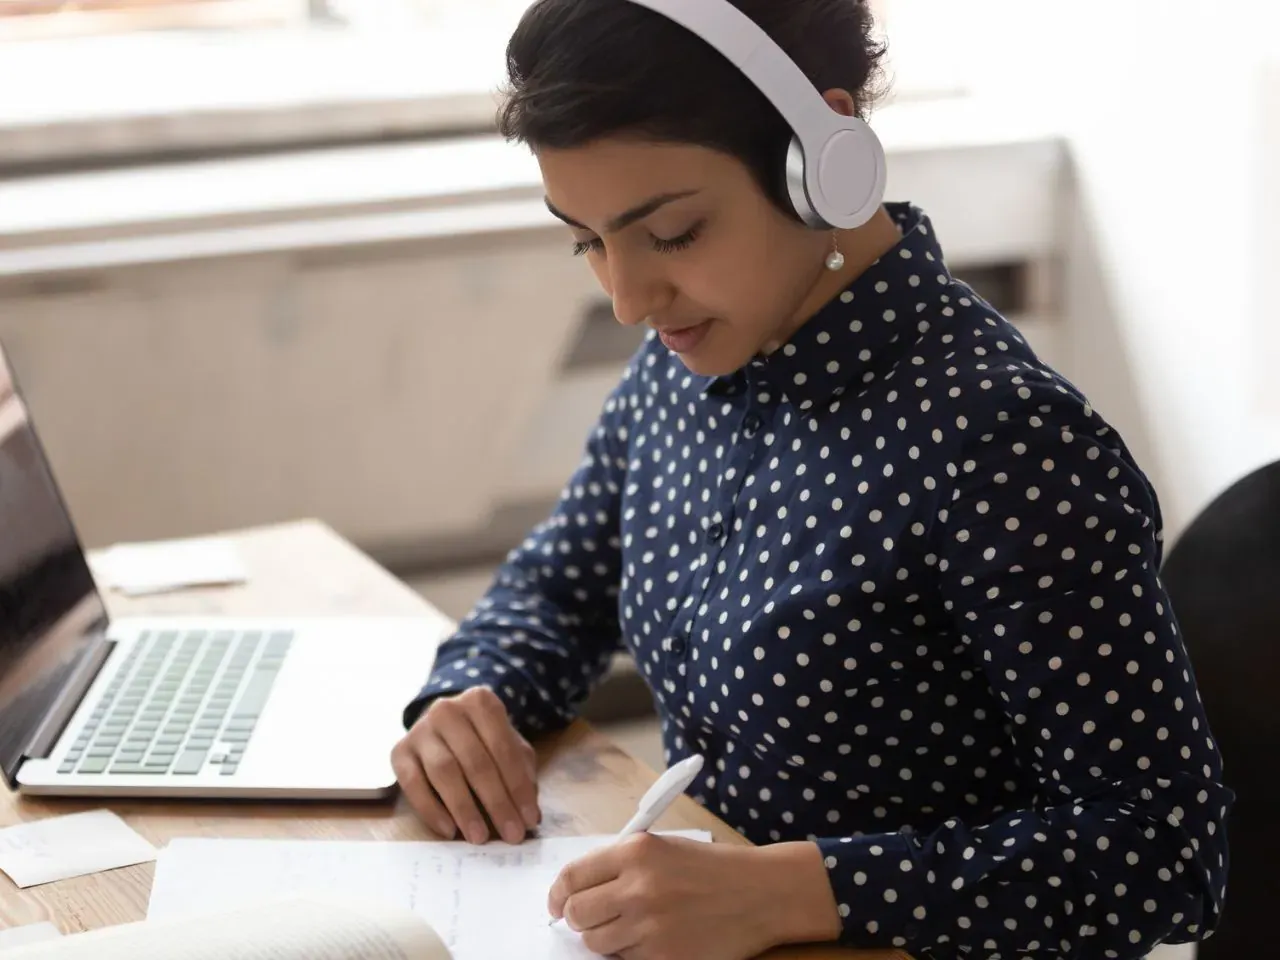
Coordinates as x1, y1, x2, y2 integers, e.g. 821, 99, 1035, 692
407, 203, 1231, 958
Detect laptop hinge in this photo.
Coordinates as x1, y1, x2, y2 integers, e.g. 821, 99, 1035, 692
24, 632, 115, 763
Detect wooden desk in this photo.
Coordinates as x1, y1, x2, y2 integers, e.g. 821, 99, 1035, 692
0, 519, 904, 959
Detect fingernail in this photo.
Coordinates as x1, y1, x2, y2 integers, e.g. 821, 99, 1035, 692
436, 818, 456, 840
466, 821, 488, 844
503, 820, 525, 844
522, 804, 540, 827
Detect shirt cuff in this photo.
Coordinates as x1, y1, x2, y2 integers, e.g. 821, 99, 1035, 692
816, 833, 933, 953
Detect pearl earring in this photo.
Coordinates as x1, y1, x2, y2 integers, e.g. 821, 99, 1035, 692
825, 234, 845, 272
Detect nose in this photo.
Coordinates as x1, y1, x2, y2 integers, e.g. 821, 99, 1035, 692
606, 251, 674, 328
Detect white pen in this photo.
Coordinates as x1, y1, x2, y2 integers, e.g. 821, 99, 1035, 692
549, 753, 705, 926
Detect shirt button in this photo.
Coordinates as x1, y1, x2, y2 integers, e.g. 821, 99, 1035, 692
706, 521, 725, 542
669, 634, 688, 656
743, 412, 763, 435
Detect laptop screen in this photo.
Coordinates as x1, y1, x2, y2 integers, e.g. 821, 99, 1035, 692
0, 345, 108, 786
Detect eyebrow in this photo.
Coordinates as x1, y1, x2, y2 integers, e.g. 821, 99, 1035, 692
544, 190, 700, 235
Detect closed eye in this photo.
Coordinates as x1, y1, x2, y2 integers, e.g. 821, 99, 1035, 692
652, 222, 702, 254
571, 220, 705, 257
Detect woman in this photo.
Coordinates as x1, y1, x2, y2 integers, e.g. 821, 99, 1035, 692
390, 1, 1232, 957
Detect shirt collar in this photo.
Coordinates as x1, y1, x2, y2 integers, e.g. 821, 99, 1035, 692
698, 202, 949, 411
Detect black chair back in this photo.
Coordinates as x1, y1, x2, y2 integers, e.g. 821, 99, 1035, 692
1160, 461, 1280, 956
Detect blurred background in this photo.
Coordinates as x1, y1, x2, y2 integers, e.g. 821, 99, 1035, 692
0, 7, 1277, 947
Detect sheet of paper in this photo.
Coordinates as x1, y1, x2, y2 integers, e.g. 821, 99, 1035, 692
0, 810, 157, 888
148, 831, 711, 960
93, 536, 247, 596
0, 924, 61, 951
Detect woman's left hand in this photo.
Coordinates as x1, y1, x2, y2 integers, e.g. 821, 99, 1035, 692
547, 834, 841, 960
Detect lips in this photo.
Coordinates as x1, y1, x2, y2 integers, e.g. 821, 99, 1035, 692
656, 319, 713, 354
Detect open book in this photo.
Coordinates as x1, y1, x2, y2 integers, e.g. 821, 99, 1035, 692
0, 898, 450, 960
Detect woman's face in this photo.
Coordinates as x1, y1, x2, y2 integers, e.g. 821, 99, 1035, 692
537, 138, 834, 377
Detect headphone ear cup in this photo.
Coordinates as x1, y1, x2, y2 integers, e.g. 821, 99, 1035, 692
776, 137, 804, 226
808, 119, 887, 230
785, 136, 829, 229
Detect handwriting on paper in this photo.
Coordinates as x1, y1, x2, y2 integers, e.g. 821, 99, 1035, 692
149, 831, 710, 960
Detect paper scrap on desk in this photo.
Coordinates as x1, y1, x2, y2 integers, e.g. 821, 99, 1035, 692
0, 922, 61, 950
148, 831, 712, 960
0, 810, 157, 889
94, 536, 247, 596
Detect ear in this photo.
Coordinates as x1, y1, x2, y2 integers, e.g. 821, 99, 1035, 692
820, 88, 858, 118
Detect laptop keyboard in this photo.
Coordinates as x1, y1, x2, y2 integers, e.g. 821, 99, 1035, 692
58, 629, 294, 778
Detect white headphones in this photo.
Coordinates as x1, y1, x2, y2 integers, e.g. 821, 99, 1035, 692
621, 0, 887, 231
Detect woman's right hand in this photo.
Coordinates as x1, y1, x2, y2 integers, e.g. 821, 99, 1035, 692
390, 686, 541, 845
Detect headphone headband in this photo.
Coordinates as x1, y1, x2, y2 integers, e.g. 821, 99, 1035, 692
619, 0, 887, 230
622, 0, 840, 150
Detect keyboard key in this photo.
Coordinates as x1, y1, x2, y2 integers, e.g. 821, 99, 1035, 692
77, 756, 109, 774
173, 750, 208, 774
109, 763, 166, 775
232, 671, 279, 719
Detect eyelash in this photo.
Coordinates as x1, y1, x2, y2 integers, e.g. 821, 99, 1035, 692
571, 222, 703, 257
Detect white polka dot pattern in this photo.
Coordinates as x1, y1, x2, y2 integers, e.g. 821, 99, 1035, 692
407, 204, 1231, 958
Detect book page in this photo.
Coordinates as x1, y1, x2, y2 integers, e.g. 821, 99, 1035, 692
0, 898, 449, 960
148, 832, 712, 960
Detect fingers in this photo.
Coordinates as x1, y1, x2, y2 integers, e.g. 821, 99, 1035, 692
390, 739, 455, 839
467, 689, 541, 830
548, 846, 626, 919
561, 877, 626, 932
417, 728, 490, 844
433, 699, 527, 845
579, 914, 642, 959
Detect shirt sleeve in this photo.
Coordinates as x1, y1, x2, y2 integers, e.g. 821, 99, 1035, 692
814, 379, 1233, 958
401, 360, 636, 736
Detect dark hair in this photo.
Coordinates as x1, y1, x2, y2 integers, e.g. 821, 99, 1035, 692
497, 0, 889, 221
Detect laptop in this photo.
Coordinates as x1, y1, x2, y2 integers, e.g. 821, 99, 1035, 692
0, 342, 445, 799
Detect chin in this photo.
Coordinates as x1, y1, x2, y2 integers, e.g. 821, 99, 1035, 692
674, 351, 739, 378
